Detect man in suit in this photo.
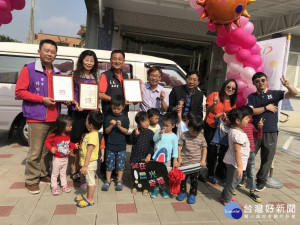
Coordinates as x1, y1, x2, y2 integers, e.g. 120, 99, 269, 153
168, 71, 203, 121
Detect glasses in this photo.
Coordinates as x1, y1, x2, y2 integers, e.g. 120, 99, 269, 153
149, 75, 161, 78
187, 78, 198, 82
255, 79, 266, 84
226, 86, 236, 91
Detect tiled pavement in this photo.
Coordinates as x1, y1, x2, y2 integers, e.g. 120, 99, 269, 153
1, 143, 300, 225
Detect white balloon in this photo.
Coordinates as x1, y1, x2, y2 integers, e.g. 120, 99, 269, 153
228, 62, 243, 74
240, 67, 256, 81
223, 53, 237, 64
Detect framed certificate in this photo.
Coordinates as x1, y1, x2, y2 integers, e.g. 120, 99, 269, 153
52, 75, 74, 102
79, 83, 99, 110
123, 79, 143, 103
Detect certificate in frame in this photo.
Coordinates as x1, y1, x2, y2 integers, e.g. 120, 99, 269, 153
79, 83, 99, 110
123, 79, 143, 103
52, 75, 74, 102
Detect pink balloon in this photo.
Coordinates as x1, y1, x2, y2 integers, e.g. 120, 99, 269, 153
228, 61, 243, 74
190, 0, 201, 9
256, 65, 264, 73
240, 16, 249, 27
244, 55, 263, 70
250, 44, 260, 55
207, 21, 216, 32
230, 23, 237, 30
195, 7, 204, 15
12, 0, 25, 10
226, 72, 240, 80
236, 78, 247, 90
240, 67, 256, 81
229, 28, 245, 44
243, 85, 256, 99
236, 49, 251, 63
0, 0, 11, 13
216, 36, 227, 47
225, 41, 240, 55
243, 22, 254, 34
0, 11, 12, 24
236, 94, 247, 107
240, 34, 257, 49
223, 53, 237, 64
218, 26, 229, 39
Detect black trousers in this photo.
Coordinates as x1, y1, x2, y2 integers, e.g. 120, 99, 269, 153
180, 172, 199, 196
204, 123, 217, 177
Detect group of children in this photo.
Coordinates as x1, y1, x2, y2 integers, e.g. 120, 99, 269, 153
44, 93, 264, 207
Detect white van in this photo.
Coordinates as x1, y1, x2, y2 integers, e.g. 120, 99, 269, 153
0, 42, 189, 145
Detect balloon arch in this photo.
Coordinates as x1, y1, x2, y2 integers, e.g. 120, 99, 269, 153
190, 0, 261, 106
0, 0, 26, 27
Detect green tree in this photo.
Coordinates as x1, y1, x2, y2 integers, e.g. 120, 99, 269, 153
0, 35, 20, 42
78, 25, 86, 47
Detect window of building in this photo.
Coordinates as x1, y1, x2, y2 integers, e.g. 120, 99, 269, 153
0, 55, 73, 84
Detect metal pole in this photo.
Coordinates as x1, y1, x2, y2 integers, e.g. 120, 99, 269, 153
28, 0, 35, 44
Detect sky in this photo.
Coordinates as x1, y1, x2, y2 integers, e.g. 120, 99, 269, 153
0, 0, 87, 42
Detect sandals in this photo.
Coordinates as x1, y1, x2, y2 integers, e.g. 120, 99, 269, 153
51, 187, 59, 196
61, 186, 71, 193
74, 194, 85, 202
250, 192, 262, 203
115, 180, 123, 191
101, 180, 111, 191
131, 188, 137, 195
77, 196, 94, 208
143, 189, 149, 196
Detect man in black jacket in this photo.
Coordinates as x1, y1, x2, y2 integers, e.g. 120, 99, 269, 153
168, 71, 203, 121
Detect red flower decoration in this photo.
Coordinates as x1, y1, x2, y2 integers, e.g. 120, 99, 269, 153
168, 168, 186, 195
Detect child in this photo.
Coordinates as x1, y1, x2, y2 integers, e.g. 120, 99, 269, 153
177, 115, 207, 204
220, 106, 251, 205
102, 95, 130, 191
151, 112, 179, 198
75, 111, 104, 207
45, 115, 77, 195
147, 108, 161, 134
210, 112, 231, 183
130, 111, 154, 195
241, 107, 264, 202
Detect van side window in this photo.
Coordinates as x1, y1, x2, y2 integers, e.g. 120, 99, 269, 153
0, 56, 73, 84
98, 62, 133, 80
0, 55, 36, 84
146, 65, 186, 88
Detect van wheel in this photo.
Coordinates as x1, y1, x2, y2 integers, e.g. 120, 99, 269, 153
17, 118, 29, 146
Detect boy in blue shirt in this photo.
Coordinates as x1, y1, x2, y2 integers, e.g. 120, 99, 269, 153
102, 95, 129, 191
151, 112, 179, 198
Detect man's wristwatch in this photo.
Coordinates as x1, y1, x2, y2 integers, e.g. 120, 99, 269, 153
264, 106, 267, 111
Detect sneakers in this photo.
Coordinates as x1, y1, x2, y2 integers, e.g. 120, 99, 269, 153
151, 188, 159, 198
40, 176, 51, 183
161, 189, 169, 199
187, 194, 196, 204
208, 176, 218, 184
176, 192, 187, 201
25, 183, 40, 194
250, 192, 262, 203
255, 183, 266, 192
80, 183, 87, 191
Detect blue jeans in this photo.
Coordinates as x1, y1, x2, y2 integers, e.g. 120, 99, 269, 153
246, 152, 256, 190
105, 150, 126, 171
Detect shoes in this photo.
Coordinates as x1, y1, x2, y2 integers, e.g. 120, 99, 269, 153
161, 189, 169, 199
51, 186, 59, 196
219, 196, 236, 205
208, 176, 218, 184
238, 181, 244, 187
143, 189, 149, 196
176, 192, 187, 201
40, 176, 51, 183
115, 180, 123, 191
187, 194, 196, 204
151, 188, 159, 198
233, 190, 237, 195
131, 188, 137, 195
101, 180, 111, 191
250, 192, 262, 203
25, 183, 40, 194
61, 186, 71, 193
255, 183, 266, 192
80, 183, 87, 191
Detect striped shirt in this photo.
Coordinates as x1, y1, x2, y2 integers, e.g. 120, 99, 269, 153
243, 123, 263, 152
178, 132, 207, 166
